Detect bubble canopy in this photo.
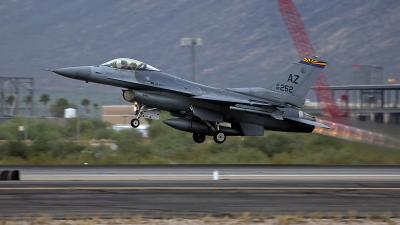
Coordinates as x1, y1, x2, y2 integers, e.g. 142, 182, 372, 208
101, 58, 160, 71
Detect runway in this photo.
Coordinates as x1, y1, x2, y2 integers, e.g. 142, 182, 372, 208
2, 165, 400, 180
1, 165, 400, 218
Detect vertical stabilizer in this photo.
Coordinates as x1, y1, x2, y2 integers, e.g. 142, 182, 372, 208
266, 56, 328, 99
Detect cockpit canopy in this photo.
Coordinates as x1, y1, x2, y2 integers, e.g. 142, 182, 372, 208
101, 58, 160, 71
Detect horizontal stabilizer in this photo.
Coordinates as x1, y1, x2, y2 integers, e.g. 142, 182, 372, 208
284, 116, 331, 129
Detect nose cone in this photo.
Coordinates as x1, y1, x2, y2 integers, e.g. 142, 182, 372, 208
52, 66, 91, 81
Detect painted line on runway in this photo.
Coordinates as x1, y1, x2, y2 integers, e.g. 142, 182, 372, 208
20, 174, 400, 181
1, 187, 400, 190
21, 174, 400, 177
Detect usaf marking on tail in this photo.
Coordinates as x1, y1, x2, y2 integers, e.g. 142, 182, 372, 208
48, 56, 330, 144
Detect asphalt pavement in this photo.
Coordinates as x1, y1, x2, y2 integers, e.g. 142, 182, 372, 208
0, 165, 399, 218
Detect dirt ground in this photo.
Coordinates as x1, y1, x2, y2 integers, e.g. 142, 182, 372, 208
0, 217, 399, 225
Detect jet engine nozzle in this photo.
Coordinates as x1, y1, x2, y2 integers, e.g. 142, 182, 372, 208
122, 90, 136, 102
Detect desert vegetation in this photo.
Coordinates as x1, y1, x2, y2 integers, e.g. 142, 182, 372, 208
0, 116, 400, 165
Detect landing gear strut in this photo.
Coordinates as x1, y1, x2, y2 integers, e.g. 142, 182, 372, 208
188, 105, 227, 144
131, 105, 145, 128
193, 133, 206, 143
201, 120, 227, 144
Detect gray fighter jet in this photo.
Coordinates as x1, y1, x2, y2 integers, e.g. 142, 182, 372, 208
48, 56, 330, 144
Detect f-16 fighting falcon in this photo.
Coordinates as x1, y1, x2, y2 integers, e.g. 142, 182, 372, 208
48, 56, 331, 144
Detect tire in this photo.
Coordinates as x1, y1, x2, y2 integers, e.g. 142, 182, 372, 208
0, 170, 9, 180
213, 131, 226, 144
10, 170, 20, 180
0, 170, 20, 180
130, 118, 140, 128
193, 133, 206, 143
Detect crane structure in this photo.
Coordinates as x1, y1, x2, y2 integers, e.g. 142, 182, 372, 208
278, 0, 344, 117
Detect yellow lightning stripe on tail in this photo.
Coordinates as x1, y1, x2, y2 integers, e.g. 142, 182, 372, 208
300, 57, 327, 68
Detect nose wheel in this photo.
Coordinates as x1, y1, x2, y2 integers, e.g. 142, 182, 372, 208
131, 118, 140, 128
213, 131, 226, 144
131, 104, 145, 128
193, 133, 206, 143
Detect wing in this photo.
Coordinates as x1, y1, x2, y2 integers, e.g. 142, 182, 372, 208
191, 94, 272, 106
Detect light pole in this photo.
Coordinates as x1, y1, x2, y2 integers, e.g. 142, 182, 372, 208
76, 108, 80, 140
181, 37, 202, 82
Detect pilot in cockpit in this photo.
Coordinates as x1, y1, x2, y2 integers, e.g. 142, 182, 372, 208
128, 62, 138, 70
120, 60, 129, 69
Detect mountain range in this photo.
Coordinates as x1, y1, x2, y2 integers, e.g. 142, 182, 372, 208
1, 0, 399, 105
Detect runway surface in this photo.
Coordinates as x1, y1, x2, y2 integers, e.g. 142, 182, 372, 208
1, 165, 400, 218
2, 164, 400, 180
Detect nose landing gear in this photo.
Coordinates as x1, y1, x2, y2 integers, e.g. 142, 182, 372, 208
131, 118, 140, 128
130, 104, 144, 128
130, 104, 162, 128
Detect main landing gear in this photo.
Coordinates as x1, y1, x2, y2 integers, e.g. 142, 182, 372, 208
193, 133, 206, 143
192, 131, 226, 144
192, 121, 226, 144
193, 131, 226, 144
213, 131, 226, 144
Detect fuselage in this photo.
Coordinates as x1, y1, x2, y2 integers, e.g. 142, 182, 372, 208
54, 64, 314, 134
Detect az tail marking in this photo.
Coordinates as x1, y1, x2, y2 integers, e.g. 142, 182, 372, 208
287, 74, 299, 84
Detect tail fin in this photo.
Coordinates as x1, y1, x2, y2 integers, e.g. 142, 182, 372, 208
266, 56, 328, 99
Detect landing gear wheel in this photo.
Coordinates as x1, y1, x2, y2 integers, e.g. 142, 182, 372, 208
131, 118, 140, 128
213, 131, 226, 144
193, 133, 206, 143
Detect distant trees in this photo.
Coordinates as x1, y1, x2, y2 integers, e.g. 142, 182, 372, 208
6, 95, 14, 106
39, 94, 51, 116
81, 98, 91, 117
39, 94, 50, 106
6, 95, 14, 115
49, 98, 76, 117
93, 103, 99, 118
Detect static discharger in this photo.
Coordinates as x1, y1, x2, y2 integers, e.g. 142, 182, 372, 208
313, 119, 400, 149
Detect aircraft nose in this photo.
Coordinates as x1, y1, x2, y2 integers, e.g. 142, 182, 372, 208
52, 66, 91, 81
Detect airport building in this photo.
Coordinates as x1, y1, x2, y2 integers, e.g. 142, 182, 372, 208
102, 105, 149, 136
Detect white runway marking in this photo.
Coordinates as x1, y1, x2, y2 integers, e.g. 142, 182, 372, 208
21, 174, 400, 181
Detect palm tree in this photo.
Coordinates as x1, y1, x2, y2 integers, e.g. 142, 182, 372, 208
6, 95, 15, 116
23, 95, 33, 116
6, 95, 14, 106
93, 103, 99, 118
39, 94, 50, 116
81, 98, 91, 117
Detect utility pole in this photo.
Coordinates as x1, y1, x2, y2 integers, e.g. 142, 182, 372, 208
181, 38, 202, 82
76, 108, 80, 140
24, 116, 27, 140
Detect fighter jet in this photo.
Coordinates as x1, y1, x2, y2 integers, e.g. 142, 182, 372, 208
49, 56, 330, 144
